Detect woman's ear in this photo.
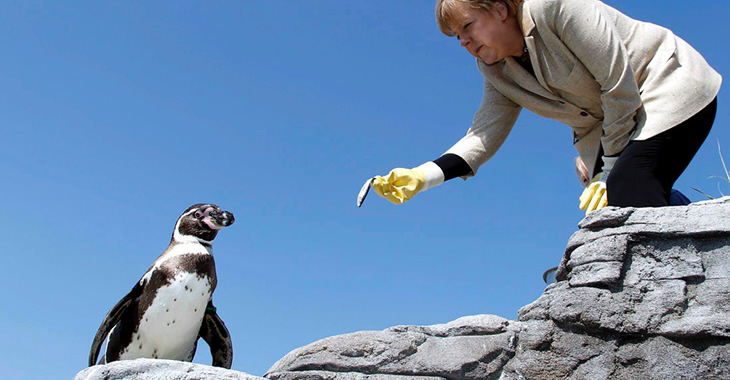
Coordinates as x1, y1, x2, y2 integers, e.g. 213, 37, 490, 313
492, 2, 510, 22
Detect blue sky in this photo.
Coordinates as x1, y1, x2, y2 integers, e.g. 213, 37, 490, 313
1, 1, 728, 378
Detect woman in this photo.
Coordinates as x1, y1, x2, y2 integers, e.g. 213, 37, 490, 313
365, 0, 720, 214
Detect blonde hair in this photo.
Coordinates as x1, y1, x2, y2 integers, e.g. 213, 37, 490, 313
435, 0, 524, 36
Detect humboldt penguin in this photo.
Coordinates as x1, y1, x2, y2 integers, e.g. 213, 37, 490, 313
88, 203, 235, 368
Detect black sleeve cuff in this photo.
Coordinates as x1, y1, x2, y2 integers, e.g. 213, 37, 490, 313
433, 153, 473, 181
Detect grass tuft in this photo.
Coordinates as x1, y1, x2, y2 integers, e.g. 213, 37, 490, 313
691, 140, 730, 200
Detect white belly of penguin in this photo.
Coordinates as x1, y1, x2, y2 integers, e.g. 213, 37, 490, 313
120, 272, 212, 361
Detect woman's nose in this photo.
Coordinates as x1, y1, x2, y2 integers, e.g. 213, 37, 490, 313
459, 34, 471, 47
459, 35, 469, 47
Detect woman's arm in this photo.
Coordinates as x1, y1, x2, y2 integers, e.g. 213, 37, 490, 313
444, 73, 522, 178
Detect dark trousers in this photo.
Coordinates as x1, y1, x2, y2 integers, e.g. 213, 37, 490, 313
607, 98, 718, 207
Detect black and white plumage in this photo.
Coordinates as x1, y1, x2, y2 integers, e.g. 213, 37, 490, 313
88, 204, 235, 368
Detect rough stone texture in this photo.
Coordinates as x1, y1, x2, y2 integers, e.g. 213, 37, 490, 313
73, 359, 265, 380
267, 197, 730, 380
266, 315, 516, 380
74, 198, 730, 380
267, 371, 446, 380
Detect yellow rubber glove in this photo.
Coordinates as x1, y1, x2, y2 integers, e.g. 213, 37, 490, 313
579, 173, 608, 215
372, 167, 427, 205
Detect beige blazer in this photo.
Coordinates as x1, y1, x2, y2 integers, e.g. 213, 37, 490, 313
445, 0, 722, 179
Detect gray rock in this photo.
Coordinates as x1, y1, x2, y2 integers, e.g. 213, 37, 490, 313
267, 371, 446, 380
266, 321, 517, 380
73, 359, 265, 380
386, 315, 511, 337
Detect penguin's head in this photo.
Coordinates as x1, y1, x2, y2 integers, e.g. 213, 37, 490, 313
173, 203, 235, 244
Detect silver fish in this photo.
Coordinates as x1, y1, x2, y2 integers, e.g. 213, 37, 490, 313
357, 177, 375, 207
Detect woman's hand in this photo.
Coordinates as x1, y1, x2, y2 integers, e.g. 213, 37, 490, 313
372, 168, 427, 205
366, 162, 445, 205
579, 172, 609, 215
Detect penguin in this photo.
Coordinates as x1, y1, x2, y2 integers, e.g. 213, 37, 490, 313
88, 203, 235, 368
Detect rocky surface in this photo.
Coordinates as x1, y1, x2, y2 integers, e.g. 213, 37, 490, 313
266, 315, 515, 380
73, 359, 265, 380
74, 197, 730, 380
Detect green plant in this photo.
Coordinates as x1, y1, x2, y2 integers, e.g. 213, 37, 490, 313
690, 140, 730, 199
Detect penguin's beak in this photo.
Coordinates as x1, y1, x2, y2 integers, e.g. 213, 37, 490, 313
206, 209, 235, 229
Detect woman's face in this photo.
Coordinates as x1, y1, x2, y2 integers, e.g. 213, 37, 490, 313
448, 2, 524, 64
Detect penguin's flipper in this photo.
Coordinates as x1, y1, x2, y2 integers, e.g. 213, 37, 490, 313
88, 283, 142, 367
199, 301, 233, 368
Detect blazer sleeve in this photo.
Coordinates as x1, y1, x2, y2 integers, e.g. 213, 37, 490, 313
445, 71, 522, 178
542, 0, 643, 160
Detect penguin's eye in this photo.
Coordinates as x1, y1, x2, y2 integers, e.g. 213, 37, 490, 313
194, 211, 203, 218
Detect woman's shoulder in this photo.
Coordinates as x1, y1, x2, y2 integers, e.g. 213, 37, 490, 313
523, 0, 604, 27
525, 0, 596, 21
524, 0, 560, 14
